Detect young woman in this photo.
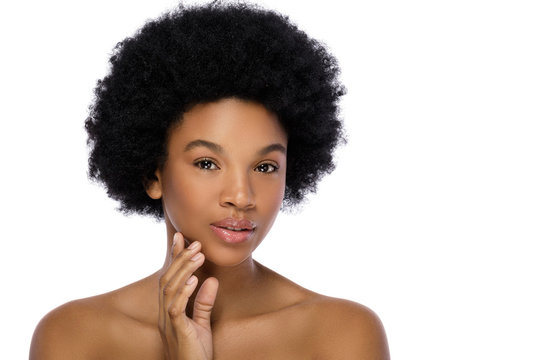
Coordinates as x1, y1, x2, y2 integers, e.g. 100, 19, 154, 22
30, 3, 389, 359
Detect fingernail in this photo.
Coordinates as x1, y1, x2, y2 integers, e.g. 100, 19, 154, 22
191, 253, 203, 262
188, 241, 200, 250
186, 275, 196, 285
173, 233, 180, 247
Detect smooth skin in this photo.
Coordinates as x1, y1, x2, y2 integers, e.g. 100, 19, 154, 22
30, 98, 390, 359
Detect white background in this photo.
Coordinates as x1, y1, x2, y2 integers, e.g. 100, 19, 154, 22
1, 0, 539, 358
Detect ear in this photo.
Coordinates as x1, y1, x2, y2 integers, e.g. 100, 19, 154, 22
145, 170, 163, 200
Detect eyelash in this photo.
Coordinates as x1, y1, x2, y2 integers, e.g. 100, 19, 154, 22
194, 159, 279, 173
194, 158, 220, 170
255, 163, 279, 173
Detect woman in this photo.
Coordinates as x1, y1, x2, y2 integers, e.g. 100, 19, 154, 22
30, 2, 389, 359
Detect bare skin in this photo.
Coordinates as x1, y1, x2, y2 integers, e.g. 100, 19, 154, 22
30, 98, 390, 359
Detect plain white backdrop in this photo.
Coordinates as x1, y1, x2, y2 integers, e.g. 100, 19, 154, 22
1, 0, 539, 358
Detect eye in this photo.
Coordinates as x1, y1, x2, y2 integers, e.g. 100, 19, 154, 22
255, 163, 278, 173
195, 159, 219, 170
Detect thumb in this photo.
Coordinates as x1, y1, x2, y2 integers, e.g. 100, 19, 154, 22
192, 277, 219, 329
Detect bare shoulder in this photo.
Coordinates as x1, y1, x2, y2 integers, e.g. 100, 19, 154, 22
30, 295, 116, 360
303, 295, 390, 360
254, 264, 389, 359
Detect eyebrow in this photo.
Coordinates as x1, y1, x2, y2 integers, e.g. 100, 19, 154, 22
184, 139, 287, 156
257, 143, 287, 156
184, 139, 224, 154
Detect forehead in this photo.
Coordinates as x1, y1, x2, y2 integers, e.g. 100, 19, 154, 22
168, 98, 288, 151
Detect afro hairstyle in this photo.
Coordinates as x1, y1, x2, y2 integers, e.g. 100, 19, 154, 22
85, 1, 346, 219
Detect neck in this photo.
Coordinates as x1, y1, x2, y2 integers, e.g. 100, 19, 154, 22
192, 256, 264, 321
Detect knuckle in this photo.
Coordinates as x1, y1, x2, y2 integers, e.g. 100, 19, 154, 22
159, 275, 168, 289
179, 250, 194, 261
162, 284, 174, 296
178, 284, 191, 296
195, 302, 213, 313
168, 306, 180, 318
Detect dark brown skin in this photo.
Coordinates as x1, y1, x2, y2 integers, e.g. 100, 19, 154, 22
30, 98, 390, 359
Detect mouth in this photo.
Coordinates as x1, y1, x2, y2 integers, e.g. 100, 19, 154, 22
211, 217, 256, 230
220, 226, 252, 231
210, 217, 257, 244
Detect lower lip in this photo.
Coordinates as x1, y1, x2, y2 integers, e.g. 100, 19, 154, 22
210, 225, 254, 244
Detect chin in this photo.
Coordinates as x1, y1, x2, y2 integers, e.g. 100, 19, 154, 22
200, 232, 262, 268
203, 246, 255, 267
205, 256, 250, 268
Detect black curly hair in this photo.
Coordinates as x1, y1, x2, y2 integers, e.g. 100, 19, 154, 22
85, 2, 345, 219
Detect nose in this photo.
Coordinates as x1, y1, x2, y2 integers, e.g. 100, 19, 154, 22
219, 168, 255, 210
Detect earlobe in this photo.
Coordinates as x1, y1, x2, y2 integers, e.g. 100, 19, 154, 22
145, 171, 163, 200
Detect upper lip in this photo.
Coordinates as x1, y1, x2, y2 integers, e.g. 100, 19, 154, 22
211, 217, 256, 231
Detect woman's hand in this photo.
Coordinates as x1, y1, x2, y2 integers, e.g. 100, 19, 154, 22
158, 232, 219, 360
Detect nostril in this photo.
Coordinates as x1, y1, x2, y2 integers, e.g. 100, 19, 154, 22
219, 177, 255, 209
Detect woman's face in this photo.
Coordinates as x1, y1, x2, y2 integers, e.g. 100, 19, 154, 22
149, 98, 287, 267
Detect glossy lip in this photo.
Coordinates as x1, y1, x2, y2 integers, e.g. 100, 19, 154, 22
210, 217, 257, 244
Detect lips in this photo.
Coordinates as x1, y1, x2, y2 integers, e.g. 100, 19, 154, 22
210, 217, 256, 244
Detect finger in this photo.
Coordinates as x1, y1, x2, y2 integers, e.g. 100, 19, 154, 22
160, 232, 190, 334
161, 232, 185, 300
162, 252, 205, 310
160, 236, 201, 292
171, 232, 185, 257
192, 277, 219, 329
168, 274, 200, 331
164, 232, 186, 272
172, 232, 198, 257
165, 249, 205, 289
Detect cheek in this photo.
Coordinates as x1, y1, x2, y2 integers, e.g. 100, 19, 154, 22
254, 176, 286, 217
162, 173, 216, 232
263, 182, 285, 210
